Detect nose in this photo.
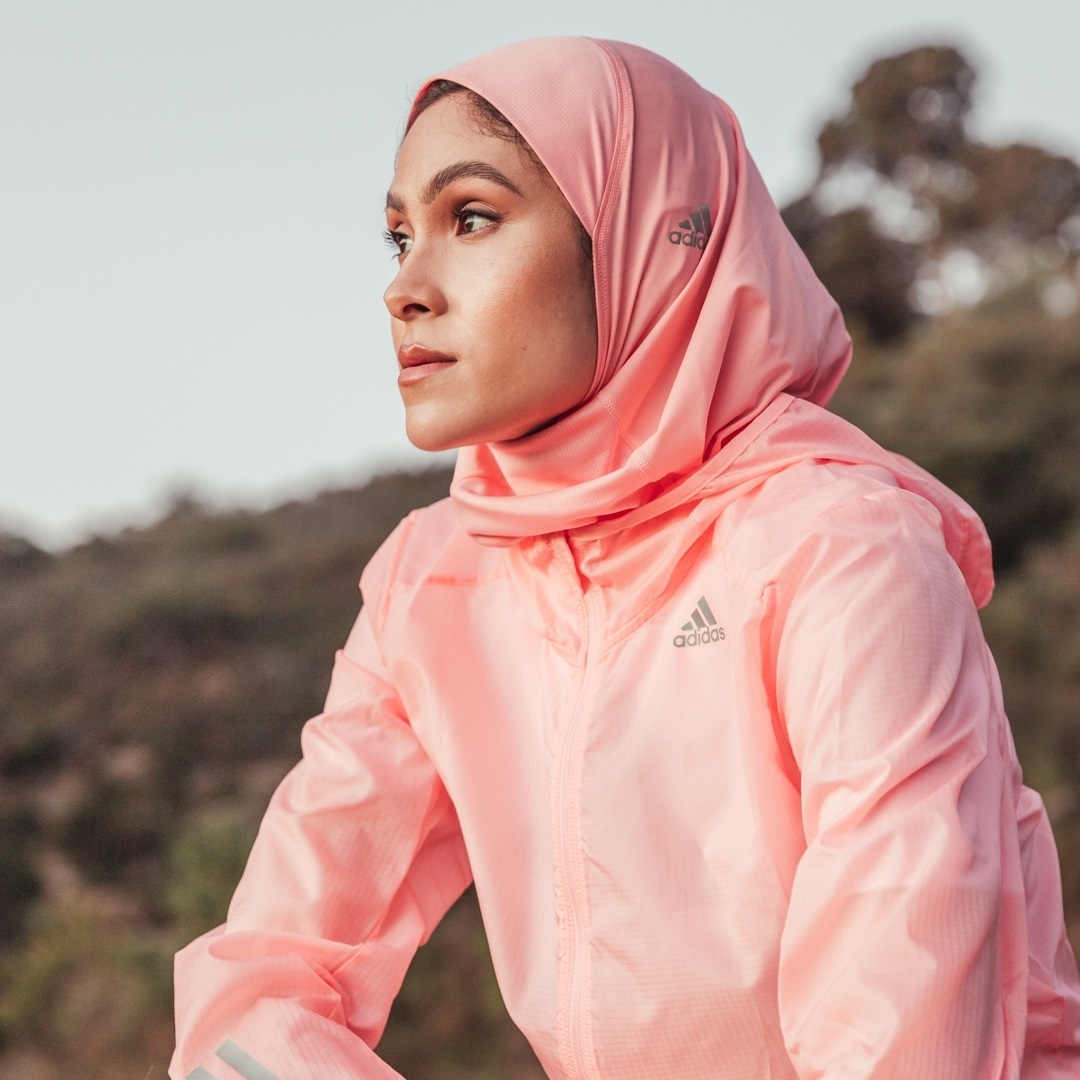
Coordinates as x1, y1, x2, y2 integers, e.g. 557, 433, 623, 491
383, 249, 447, 322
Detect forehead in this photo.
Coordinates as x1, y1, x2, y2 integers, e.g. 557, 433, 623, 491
391, 94, 533, 192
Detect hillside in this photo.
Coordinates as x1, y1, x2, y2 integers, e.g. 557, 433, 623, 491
0, 468, 552, 1077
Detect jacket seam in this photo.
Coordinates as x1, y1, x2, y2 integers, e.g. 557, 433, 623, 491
385, 570, 508, 594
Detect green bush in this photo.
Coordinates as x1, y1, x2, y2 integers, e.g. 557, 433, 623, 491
103, 571, 260, 662
164, 812, 257, 943
0, 902, 172, 1062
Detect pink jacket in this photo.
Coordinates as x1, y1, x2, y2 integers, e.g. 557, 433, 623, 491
171, 38, 1080, 1079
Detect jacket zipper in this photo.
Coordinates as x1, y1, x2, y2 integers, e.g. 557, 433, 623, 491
552, 537, 601, 1080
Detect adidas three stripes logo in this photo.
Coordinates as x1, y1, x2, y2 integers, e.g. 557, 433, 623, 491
668, 203, 713, 249
673, 596, 725, 648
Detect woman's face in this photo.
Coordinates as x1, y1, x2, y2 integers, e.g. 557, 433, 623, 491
384, 94, 597, 451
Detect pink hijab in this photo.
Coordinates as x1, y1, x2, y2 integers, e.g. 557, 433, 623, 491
411, 38, 993, 606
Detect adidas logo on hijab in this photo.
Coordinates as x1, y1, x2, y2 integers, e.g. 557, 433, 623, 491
668, 203, 713, 249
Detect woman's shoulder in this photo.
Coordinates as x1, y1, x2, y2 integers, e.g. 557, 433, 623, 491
710, 397, 993, 607
716, 455, 968, 602
360, 496, 504, 608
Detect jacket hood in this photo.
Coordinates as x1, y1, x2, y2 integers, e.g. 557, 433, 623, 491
412, 37, 993, 606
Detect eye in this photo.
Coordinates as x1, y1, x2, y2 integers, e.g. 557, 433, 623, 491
455, 207, 498, 235
383, 228, 412, 258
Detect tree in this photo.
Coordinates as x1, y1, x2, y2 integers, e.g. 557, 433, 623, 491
784, 44, 1080, 341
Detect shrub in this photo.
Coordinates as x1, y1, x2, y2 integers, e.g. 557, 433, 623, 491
164, 812, 257, 943
0, 901, 172, 1063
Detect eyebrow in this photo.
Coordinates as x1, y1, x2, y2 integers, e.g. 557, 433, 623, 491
385, 160, 524, 213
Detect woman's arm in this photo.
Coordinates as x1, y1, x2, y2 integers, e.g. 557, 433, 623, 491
169, 601, 471, 1080
770, 488, 1078, 1078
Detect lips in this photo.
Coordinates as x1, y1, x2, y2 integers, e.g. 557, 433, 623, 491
397, 343, 456, 388
398, 344, 455, 368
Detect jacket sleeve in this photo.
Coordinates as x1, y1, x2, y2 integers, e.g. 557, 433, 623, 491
169, 534, 472, 1079
769, 488, 1046, 1079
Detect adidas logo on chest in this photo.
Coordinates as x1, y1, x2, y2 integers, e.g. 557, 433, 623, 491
672, 595, 725, 648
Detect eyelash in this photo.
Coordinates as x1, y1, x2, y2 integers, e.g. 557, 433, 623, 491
455, 206, 499, 233
383, 206, 500, 258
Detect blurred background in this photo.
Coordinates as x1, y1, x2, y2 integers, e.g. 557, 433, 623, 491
1, 1, 1079, 1077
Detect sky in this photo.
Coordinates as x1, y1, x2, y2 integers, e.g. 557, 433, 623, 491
2, 0, 1078, 547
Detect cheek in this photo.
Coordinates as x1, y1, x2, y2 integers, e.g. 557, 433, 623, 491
494, 243, 586, 335
455, 225, 596, 405
475, 247, 535, 312
456, 252, 540, 362
527, 245, 597, 372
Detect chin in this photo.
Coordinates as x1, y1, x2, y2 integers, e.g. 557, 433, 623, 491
404, 416, 472, 453
404, 408, 528, 451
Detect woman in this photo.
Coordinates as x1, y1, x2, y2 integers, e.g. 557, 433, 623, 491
170, 37, 1080, 1079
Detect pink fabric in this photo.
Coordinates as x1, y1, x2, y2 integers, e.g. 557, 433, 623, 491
171, 37, 1080, 1080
